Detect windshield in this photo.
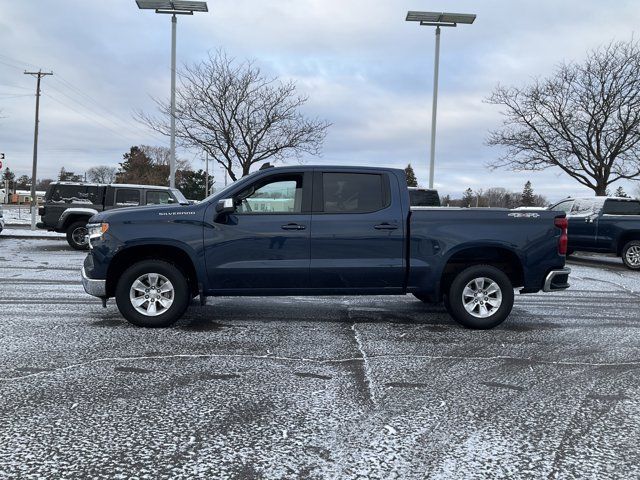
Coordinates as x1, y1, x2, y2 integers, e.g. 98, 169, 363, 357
171, 189, 189, 205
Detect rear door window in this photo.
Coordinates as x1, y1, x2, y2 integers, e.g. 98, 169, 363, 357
115, 189, 141, 207
321, 173, 388, 213
603, 200, 640, 215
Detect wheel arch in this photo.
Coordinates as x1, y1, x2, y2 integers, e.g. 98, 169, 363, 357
106, 243, 200, 298
439, 244, 524, 298
58, 211, 96, 231
616, 231, 640, 256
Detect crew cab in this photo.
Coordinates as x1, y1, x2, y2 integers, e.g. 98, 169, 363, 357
37, 182, 188, 250
81, 166, 570, 329
550, 196, 640, 269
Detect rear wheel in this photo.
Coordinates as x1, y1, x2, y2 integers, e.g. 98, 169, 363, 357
446, 265, 514, 329
622, 241, 640, 270
115, 260, 190, 327
66, 221, 89, 250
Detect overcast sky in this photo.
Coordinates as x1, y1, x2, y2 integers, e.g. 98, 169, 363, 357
1, 0, 640, 200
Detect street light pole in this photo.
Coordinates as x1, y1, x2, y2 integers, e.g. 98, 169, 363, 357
406, 11, 476, 189
429, 26, 441, 189
136, 1, 209, 189
170, 13, 177, 189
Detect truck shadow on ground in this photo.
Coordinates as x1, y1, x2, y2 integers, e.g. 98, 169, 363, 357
89, 297, 462, 330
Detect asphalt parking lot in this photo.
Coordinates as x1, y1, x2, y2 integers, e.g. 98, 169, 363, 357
1, 237, 639, 479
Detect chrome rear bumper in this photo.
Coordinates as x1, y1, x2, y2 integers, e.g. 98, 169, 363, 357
543, 268, 571, 292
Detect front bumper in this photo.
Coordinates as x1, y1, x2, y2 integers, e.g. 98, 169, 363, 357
543, 268, 571, 292
81, 266, 106, 297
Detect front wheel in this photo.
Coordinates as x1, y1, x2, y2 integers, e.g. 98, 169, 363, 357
66, 221, 89, 250
622, 241, 640, 270
115, 260, 190, 327
446, 265, 514, 329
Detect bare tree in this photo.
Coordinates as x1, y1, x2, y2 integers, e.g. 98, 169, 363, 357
487, 39, 640, 196
86, 165, 117, 184
139, 50, 331, 181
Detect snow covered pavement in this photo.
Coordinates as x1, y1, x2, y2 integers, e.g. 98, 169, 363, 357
0, 238, 639, 479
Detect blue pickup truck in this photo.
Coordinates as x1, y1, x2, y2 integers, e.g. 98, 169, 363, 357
81, 166, 570, 329
550, 196, 640, 269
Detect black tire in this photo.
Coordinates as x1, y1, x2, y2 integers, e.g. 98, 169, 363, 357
115, 260, 190, 327
446, 265, 514, 330
621, 241, 640, 270
66, 221, 89, 250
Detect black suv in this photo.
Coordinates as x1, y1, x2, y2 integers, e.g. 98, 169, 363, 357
37, 182, 188, 249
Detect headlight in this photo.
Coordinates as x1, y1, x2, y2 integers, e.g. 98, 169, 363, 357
87, 222, 109, 241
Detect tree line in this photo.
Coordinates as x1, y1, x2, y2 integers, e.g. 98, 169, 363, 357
443, 182, 548, 208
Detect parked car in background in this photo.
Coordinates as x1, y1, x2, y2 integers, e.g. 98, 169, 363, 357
549, 196, 640, 269
408, 187, 441, 207
82, 165, 570, 330
37, 182, 188, 250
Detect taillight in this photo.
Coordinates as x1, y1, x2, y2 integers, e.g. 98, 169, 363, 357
555, 216, 568, 255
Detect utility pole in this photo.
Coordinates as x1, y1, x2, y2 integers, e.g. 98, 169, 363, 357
24, 70, 53, 230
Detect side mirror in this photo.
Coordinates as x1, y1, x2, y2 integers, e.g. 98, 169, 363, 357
216, 198, 235, 214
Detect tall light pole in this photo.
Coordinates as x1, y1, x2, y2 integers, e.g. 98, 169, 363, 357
136, 0, 209, 189
24, 69, 53, 230
406, 11, 476, 189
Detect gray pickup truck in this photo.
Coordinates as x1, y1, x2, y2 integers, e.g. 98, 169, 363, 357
37, 182, 188, 249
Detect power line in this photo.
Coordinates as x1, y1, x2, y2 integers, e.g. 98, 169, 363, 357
48, 75, 167, 144
0, 53, 169, 146
43, 92, 144, 144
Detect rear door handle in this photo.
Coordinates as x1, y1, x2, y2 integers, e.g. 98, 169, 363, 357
281, 223, 306, 231
374, 222, 399, 230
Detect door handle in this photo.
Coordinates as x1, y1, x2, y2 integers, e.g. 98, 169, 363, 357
374, 222, 398, 230
281, 223, 306, 231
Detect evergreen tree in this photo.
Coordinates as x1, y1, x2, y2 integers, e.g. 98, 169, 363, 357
404, 164, 418, 187
462, 188, 474, 207
615, 186, 628, 198
521, 181, 535, 206
177, 169, 212, 200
